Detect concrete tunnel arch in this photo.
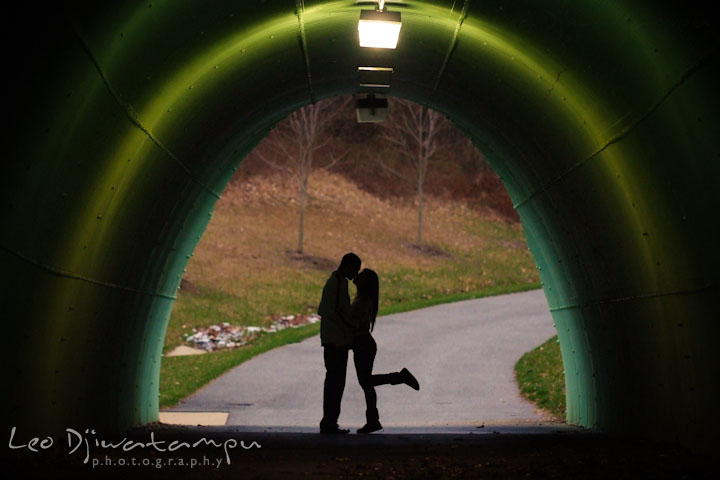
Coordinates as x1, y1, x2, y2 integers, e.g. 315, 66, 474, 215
1, 0, 718, 450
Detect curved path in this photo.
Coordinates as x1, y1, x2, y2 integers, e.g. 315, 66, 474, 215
167, 289, 557, 430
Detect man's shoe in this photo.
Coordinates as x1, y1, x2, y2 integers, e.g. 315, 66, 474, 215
357, 421, 382, 434
401, 368, 420, 390
320, 427, 350, 434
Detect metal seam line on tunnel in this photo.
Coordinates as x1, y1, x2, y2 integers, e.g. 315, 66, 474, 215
547, 284, 714, 312
0, 243, 178, 300
67, 13, 222, 200
512, 44, 720, 210
295, 0, 316, 103
432, 0, 471, 93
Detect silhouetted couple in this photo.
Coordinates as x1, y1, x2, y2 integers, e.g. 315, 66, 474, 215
318, 252, 419, 434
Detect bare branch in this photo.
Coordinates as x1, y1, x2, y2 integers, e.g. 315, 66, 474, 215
254, 149, 293, 175
373, 157, 414, 184
246, 95, 355, 253
319, 146, 351, 172
374, 97, 453, 246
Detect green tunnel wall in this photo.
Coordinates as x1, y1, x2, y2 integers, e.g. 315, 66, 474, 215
2, 1, 718, 449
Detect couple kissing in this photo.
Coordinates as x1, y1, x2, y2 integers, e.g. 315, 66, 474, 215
318, 252, 420, 434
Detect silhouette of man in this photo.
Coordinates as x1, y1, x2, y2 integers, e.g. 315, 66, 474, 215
318, 252, 361, 434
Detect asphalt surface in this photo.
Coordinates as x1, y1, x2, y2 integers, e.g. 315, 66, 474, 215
169, 289, 558, 430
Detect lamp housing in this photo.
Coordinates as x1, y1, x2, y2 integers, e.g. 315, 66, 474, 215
356, 95, 388, 123
358, 9, 402, 49
358, 66, 393, 88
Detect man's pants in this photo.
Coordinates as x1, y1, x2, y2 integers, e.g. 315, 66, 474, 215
320, 345, 349, 429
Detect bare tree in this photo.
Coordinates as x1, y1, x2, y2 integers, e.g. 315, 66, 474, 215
253, 96, 351, 253
376, 98, 451, 246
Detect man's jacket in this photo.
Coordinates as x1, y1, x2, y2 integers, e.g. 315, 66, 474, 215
318, 271, 353, 347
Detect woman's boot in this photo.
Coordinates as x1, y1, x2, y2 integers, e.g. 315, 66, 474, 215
400, 368, 420, 390
357, 408, 382, 434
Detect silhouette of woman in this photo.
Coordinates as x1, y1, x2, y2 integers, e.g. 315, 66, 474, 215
350, 268, 420, 434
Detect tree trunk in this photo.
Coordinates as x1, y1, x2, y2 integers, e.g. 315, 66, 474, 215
417, 180, 423, 246
298, 174, 308, 253
251, 96, 351, 255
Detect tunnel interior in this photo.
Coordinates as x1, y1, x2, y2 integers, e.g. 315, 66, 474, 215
2, 0, 719, 450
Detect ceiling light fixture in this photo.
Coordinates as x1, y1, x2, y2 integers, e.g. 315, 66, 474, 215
356, 94, 388, 123
358, 66, 394, 88
358, 1, 402, 49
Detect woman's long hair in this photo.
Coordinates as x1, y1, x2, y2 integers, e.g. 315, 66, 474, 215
356, 269, 379, 332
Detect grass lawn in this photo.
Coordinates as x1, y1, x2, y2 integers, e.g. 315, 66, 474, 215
514, 335, 566, 420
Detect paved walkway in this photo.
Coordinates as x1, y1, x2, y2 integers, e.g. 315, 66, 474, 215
167, 289, 557, 429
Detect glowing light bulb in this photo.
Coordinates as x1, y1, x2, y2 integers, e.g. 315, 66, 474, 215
358, 10, 402, 49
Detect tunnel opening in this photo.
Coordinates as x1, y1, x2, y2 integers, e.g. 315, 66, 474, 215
2, 0, 718, 456
157, 96, 552, 430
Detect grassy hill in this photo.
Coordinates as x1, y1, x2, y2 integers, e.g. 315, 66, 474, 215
160, 169, 541, 407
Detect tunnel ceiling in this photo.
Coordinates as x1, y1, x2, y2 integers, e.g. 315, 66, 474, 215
2, 0, 719, 452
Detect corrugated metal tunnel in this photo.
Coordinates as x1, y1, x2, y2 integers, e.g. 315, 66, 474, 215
2, 0, 718, 450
